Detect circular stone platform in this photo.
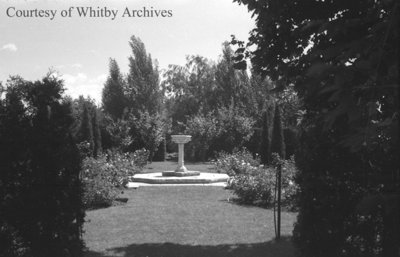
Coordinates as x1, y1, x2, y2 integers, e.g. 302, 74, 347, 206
131, 172, 229, 184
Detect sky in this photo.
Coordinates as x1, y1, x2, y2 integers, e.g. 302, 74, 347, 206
0, 0, 255, 103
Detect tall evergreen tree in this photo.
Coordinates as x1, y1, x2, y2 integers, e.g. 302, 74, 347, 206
270, 105, 285, 159
102, 58, 126, 120
260, 109, 271, 164
78, 103, 94, 155
92, 110, 102, 157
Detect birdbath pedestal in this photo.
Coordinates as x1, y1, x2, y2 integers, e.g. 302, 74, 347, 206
162, 135, 200, 177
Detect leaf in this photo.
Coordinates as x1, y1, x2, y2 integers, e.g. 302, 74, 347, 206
233, 61, 247, 70
233, 54, 245, 62
306, 62, 333, 77
235, 47, 246, 54
356, 194, 383, 215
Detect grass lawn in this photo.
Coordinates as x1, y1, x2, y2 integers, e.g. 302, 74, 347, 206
84, 186, 297, 257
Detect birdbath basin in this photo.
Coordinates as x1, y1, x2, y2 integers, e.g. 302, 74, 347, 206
162, 135, 200, 177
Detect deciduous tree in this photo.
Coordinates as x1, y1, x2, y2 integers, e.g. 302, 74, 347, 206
233, 0, 399, 255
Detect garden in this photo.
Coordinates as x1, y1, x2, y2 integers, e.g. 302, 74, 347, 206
1, 1, 398, 257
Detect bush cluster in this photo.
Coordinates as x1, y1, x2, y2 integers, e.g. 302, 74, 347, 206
0, 75, 85, 257
184, 107, 255, 161
216, 150, 298, 208
214, 149, 261, 176
82, 149, 145, 209
129, 148, 150, 168
230, 168, 275, 205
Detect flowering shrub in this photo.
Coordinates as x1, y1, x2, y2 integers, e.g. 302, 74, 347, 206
77, 140, 93, 158
230, 168, 275, 205
82, 150, 144, 209
214, 148, 261, 176
272, 154, 299, 207
131, 148, 150, 168
216, 150, 299, 208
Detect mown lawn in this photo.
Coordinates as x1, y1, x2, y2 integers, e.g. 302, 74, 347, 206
84, 186, 296, 257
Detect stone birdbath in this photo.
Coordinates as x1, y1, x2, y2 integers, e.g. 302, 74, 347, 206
162, 135, 200, 177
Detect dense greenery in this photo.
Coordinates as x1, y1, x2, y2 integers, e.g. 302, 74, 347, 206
99, 36, 300, 162
71, 96, 103, 158
162, 42, 299, 161
82, 149, 147, 209
233, 0, 399, 256
102, 58, 126, 120
216, 149, 298, 208
0, 75, 85, 257
101, 36, 166, 160
184, 106, 255, 161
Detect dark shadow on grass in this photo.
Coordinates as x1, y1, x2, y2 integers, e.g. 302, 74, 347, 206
85, 236, 294, 257
219, 196, 272, 209
221, 196, 298, 213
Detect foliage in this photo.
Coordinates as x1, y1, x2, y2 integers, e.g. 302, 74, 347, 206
82, 156, 119, 209
128, 111, 166, 161
130, 148, 150, 169
101, 36, 165, 157
101, 114, 132, 151
102, 58, 126, 120
162, 42, 300, 161
184, 107, 255, 161
153, 138, 167, 162
230, 169, 275, 206
260, 108, 271, 164
283, 127, 299, 159
216, 151, 298, 208
77, 140, 94, 159
162, 44, 258, 134
78, 102, 94, 155
214, 42, 251, 109
0, 74, 85, 257
162, 55, 217, 129
233, 1, 399, 255
71, 96, 102, 157
214, 148, 260, 176
81, 150, 142, 209
213, 106, 255, 154
126, 35, 161, 116
270, 105, 286, 159
184, 112, 219, 161
271, 154, 299, 208
293, 124, 386, 257
92, 110, 102, 157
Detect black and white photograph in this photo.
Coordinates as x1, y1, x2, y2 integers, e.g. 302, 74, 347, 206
0, 0, 399, 256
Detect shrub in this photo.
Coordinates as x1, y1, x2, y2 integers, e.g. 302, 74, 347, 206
283, 127, 299, 159
82, 156, 119, 209
272, 154, 299, 208
130, 148, 150, 169
184, 106, 255, 161
184, 112, 219, 161
230, 168, 275, 205
216, 150, 299, 208
128, 111, 166, 162
0, 75, 85, 257
82, 150, 143, 209
77, 140, 93, 159
215, 148, 260, 176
